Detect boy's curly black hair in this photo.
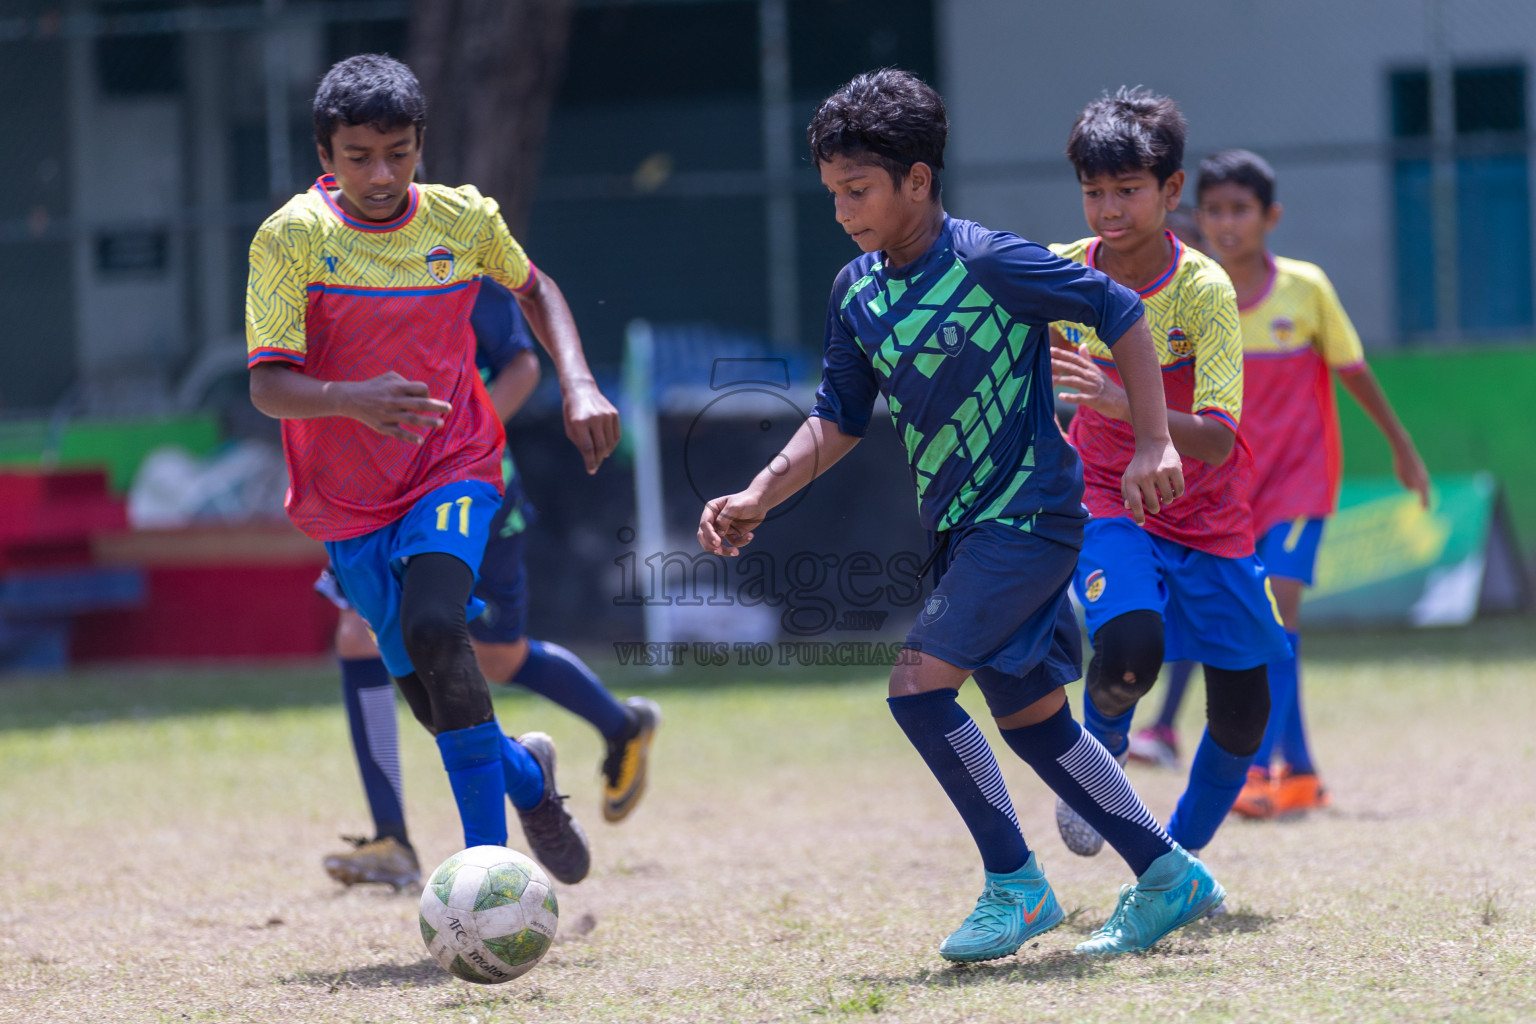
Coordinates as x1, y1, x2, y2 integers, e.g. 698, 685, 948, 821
807, 69, 947, 199
313, 53, 427, 155
1066, 86, 1186, 185
1197, 149, 1277, 209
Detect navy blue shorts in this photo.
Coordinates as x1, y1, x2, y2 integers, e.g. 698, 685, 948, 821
466, 481, 533, 645
905, 521, 1083, 719
1256, 517, 1326, 586
1074, 517, 1291, 671
323, 480, 501, 677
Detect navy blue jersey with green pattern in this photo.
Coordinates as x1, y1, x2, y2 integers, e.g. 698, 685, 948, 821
472, 278, 537, 534
811, 217, 1144, 545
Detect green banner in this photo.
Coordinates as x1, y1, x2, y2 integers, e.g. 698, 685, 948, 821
1301, 473, 1523, 627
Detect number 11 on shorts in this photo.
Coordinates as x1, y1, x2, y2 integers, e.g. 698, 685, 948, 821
435, 495, 473, 536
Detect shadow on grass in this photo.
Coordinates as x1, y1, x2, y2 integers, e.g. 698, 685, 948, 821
855, 907, 1274, 993
281, 958, 455, 990
858, 949, 1113, 990
1194, 907, 1274, 936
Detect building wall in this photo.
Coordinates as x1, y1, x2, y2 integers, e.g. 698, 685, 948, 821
939, 0, 1536, 346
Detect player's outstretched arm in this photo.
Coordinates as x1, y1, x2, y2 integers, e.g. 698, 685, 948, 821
512, 271, 620, 474
697, 417, 860, 556
248, 363, 450, 444
1337, 365, 1430, 507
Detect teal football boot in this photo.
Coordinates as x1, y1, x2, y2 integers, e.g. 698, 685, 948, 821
1074, 845, 1225, 955
939, 852, 1064, 963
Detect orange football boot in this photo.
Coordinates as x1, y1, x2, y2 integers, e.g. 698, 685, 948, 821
1273, 766, 1331, 814
1229, 766, 1276, 819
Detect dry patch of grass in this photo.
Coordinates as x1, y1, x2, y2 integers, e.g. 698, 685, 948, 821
1, 622, 1534, 1023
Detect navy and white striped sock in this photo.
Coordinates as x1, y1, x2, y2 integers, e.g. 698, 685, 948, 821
340, 657, 410, 847
1002, 701, 1173, 875
889, 688, 1029, 874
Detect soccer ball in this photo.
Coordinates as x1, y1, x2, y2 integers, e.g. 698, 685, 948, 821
418, 846, 559, 984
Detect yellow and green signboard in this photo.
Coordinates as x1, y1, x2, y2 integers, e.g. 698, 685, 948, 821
1302, 473, 1527, 626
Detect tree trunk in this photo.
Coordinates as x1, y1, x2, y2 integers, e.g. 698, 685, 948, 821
408, 0, 574, 238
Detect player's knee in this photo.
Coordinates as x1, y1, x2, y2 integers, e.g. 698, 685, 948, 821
1203, 664, 1271, 756
334, 610, 378, 659
1086, 610, 1164, 718
473, 637, 529, 684
400, 601, 467, 669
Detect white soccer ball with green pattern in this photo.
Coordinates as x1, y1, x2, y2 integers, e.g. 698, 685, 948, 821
418, 845, 558, 984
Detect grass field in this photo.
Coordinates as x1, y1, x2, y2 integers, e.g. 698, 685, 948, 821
1, 621, 1534, 1024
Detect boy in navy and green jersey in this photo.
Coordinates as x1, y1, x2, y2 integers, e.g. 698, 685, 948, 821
698, 70, 1223, 962
1047, 89, 1291, 866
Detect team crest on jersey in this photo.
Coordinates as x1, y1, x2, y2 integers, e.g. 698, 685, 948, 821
1271, 317, 1295, 346
937, 321, 966, 356
1084, 569, 1106, 602
919, 595, 949, 625
1166, 327, 1192, 357
425, 245, 455, 283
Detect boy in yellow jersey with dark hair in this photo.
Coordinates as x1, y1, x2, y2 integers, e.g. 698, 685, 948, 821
1048, 89, 1290, 863
1195, 149, 1429, 817
247, 53, 618, 883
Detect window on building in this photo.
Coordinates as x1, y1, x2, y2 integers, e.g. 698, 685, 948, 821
1390, 63, 1532, 338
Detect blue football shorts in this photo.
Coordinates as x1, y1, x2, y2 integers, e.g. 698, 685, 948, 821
1074, 516, 1291, 671
1255, 516, 1327, 587
317, 480, 536, 654
905, 520, 1083, 719
323, 479, 501, 677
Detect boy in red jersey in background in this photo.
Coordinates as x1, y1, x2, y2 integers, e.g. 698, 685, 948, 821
246, 54, 617, 883
1195, 149, 1429, 817
1048, 90, 1291, 863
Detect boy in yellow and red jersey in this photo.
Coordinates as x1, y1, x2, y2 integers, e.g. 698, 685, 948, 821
1195, 149, 1429, 817
247, 54, 619, 885
1048, 90, 1291, 862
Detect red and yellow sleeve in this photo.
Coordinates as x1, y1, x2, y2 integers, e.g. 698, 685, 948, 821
1312, 269, 1366, 372
245, 220, 309, 368
1190, 271, 1244, 432
473, 192, 536, 294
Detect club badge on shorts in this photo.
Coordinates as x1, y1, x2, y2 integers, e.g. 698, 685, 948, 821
1084, 569, 1106, 602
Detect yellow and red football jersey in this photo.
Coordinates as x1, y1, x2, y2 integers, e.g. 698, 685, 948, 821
1238, 255, 1366, 537
1052, 231, 1255, 557
246, 175, 534, 541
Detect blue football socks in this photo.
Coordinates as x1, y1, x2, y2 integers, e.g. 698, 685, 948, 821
497, 726, 546, 810
1277, 632, 1316, 774
1001, 701, 1174, 876
1252, 630, 1301, 776
1155, 660, 1196, 730
340, 656, 409, 846
1082, 693, 1135, 761
436, 721, 509, 848
1168, 728, 1253, 851
510, 640, 632, 741
889, 689, 1030, 874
